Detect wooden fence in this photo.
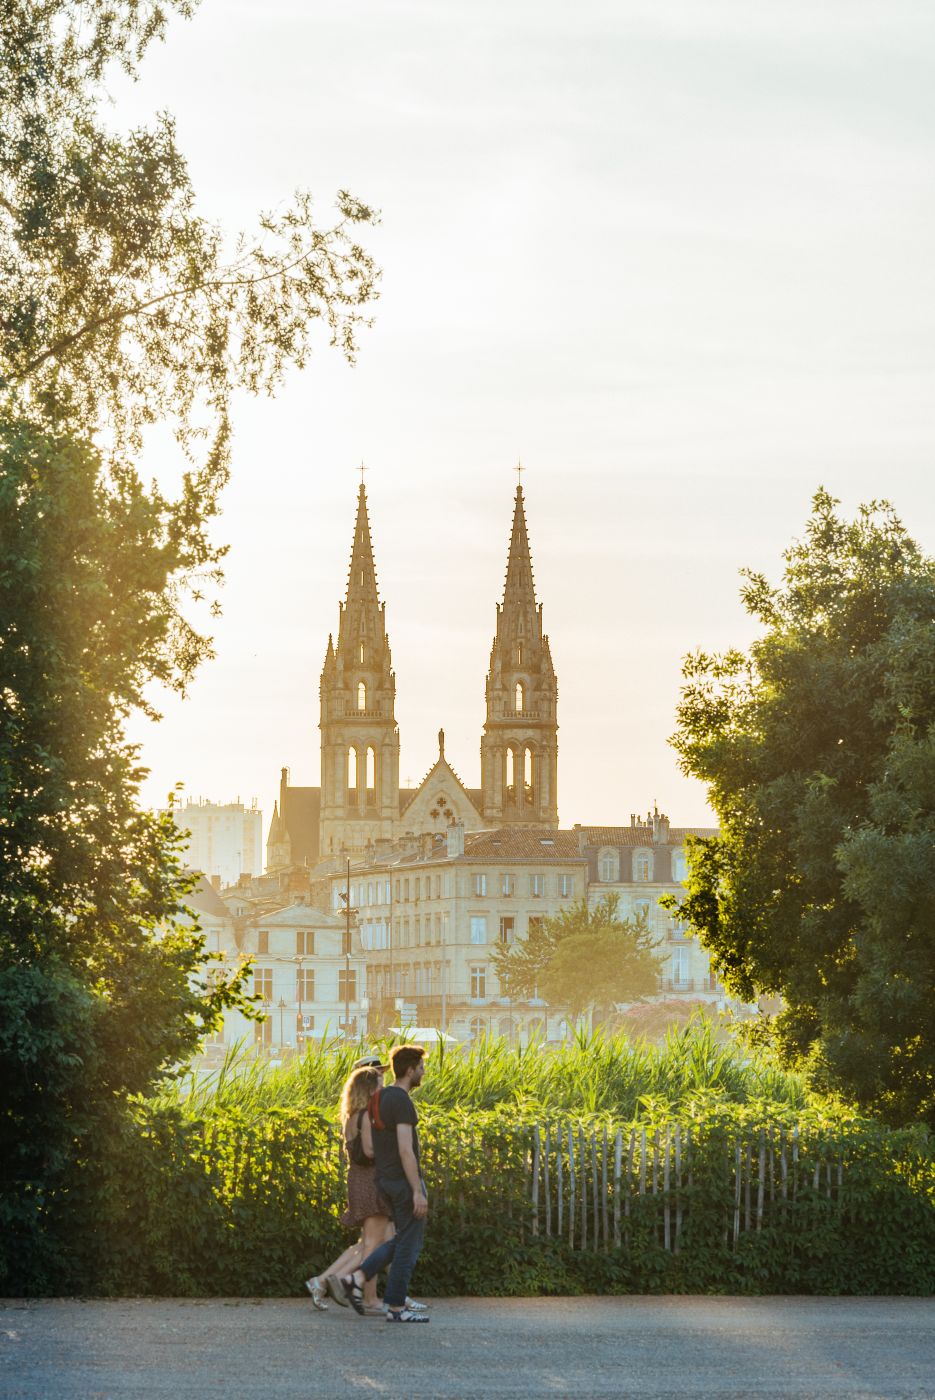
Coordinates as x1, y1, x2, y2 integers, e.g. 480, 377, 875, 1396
523, 1124, 845, 1253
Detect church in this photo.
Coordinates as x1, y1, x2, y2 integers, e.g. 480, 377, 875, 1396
265, 480, 559, 869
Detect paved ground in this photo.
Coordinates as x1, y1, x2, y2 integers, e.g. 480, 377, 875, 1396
2, 1296, 934, 1400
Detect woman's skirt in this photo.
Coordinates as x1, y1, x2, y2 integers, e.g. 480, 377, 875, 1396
340, 1163, 392, 1228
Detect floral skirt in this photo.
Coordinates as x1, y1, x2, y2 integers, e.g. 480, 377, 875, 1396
340, 1163, 392, 1229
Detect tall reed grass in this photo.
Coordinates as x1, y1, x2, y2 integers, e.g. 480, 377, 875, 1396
155, 1019, 809, 1121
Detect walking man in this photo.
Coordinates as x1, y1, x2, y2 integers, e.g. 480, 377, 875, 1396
342, 1044, 429, 1323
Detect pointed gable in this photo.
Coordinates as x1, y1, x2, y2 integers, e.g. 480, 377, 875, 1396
397, 732, 489, 835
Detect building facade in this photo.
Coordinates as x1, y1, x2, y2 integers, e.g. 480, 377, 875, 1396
171, 798, 263, 888
577, 809, 724, 1004
328, 823, 587, 1042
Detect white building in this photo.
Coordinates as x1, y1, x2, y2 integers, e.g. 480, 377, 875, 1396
170, 798, 263, 888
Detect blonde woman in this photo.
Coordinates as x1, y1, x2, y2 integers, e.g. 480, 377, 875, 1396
305, 1061, 391, 1313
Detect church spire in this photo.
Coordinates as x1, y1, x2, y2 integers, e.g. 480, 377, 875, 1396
481, 481, 558, 828
344, 483, 380, 609
502, 483, 537, 612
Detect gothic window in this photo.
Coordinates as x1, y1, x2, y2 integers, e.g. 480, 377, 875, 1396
359, 641, 365, 664
357, 680, 367, 711
515, 681, 524, 713
366, 746, 376, 804
524, 746, 534, 802
634, 850, 653, 882
516, 643, 523, 664
347, 748, 359, 805
506, 748, 515, 796
598, 848, 620, 882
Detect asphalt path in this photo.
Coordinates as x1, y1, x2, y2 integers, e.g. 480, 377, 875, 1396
2, 1296, 934, 1400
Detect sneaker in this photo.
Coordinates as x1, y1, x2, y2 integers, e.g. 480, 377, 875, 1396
325, 1274, 348, 1308
304, 1276, 328, 1310
385, 1306, 430, 1323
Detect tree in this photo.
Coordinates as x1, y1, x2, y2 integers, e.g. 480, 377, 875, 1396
670, 489, 935, 1124
0, 2, 379, 1289
492, 896, 662, 1025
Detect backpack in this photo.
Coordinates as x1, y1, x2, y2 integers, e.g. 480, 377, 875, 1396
368, 1088, 386, 1131
346, 1107, 373, 1167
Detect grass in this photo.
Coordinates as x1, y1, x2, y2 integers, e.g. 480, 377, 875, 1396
155, 1017, 811, 1121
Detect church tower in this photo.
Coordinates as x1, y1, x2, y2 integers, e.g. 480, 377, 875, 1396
319, 485, 400, 854
481, 484, 558, 827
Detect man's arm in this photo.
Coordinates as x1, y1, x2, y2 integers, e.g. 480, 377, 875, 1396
396, 1124, 428, 1218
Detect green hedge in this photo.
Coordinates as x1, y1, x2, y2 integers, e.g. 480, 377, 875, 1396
12, 1098, 933, 1297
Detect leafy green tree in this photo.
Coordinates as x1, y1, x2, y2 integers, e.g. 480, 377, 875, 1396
0, 1, 379, 1289
670, 490, 935, 1124
493, 895, 662, 1025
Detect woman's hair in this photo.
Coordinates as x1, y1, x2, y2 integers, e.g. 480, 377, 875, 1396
338, 1066, 379, 1126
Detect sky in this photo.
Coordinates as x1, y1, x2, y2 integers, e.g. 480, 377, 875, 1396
118, 0, 935, 834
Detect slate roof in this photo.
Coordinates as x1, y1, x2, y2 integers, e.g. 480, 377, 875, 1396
183, 872, 231, 918
578, 825, 718, 847
462, 828, 586, 863
257, 903, 342, 928
281, 786, 321, 866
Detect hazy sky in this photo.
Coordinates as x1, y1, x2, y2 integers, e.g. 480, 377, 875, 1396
118, 0, 935, 833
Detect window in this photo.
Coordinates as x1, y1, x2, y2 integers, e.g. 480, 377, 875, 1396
253, 967, 273, 1002
469, 1015, 486, 1042
470, 916, 487, 945
415, 966, 423, 995
254, 1017, 272, 1046
634, 899, 651, 923
633, 850, 653, 882
499, 916, 515, 946
394, 879, 400, 900
473, 873, 487, 896
470, 966, 487, 999
530, 873, 544, 897
414, 915, 421, 946
442, 911, 450, 943
385, 880, 391, 903
516, 643, 523, 664
403, 879, 410, 900
296, 930, 314, 955
523, 746, 534, 801
338, 969, 357, 1003
347, 747, 358, 804
671, 849, 688, 883
366, 747, 376, 803
357, 680, 367, 711
560, 874, 573, 898
444, 873, 452, 897
506, 748, 515, 793
498, 1016, 515, 1040
359, 642, 365, 664
296, 968, 314, 1001
501, 873, 514, 896
598, 847, 620, 882
257, 929, 269, 955
515, 681, 524, 713
434, 913, 442, 943
367, 882, 374, 906
415, 877, 421, 900
670, 946, 690, 988
434, 875, 441, 898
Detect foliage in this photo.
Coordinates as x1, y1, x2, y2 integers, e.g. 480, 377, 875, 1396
0, 0, 379, 474
156, 1021, 811, 1121
0, 1, 377, 1288
670, 491, 935, 1126
10, 1070, 935, 1297
0, 420, 255, 1287
492, 895, 662, 1021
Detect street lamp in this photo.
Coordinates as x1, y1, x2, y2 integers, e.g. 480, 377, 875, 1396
277, 996, 286, 1048
294, 954, 304, 1048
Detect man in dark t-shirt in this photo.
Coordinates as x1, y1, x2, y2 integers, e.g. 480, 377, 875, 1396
342, 1044, 429, 1323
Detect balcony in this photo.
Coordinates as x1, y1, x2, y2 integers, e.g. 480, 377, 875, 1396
662, 977, 695, 994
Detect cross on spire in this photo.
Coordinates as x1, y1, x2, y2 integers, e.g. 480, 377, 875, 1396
514, 459, 524, 489
358, 461, 368, 488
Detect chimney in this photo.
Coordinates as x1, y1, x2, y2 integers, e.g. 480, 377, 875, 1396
210, 874, 221, 891
447, 820, 465, 859
630, 814, 636, 827
652, 807, 670, 844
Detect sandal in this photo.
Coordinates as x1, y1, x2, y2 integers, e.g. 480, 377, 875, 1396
405, 1296, 428, 1311
304, 1276, 329, 1310
325, 1274, 348, 1308
341, 1271, 366, 1316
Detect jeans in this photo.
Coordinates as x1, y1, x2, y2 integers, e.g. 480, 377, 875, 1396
358, 1175, 426, 1310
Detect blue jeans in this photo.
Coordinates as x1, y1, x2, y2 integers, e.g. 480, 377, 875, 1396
358, 1176, 426, 1310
